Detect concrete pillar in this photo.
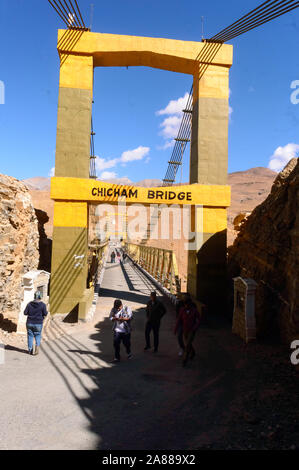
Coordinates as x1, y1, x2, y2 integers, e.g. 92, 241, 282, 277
188, 62, 230, 313
50, 53, 93, 315
190, 64, 230, 185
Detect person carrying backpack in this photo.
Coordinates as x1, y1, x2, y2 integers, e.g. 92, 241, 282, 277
109, 299, 133, 362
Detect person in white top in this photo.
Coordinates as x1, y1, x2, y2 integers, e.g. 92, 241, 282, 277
109, 299, 133, 362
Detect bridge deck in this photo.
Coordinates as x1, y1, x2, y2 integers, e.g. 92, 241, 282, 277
0, 254, 260, 450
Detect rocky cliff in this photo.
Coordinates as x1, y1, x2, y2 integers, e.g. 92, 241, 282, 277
0, 175, 39, 328
228, 159, 299, 343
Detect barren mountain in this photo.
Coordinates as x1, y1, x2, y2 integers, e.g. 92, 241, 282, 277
227, 167, 276, 245
22, 177, 51, 191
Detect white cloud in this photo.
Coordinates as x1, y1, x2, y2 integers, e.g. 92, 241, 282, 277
99, 171, 117, 180
49, 167, 55, 177
156, 92, 189, 116
159, 115, 182, 140
268, 143, 299, 172
156, 92, 191, 149
95, 146, 150, 179
120, 146, 150, 163
157, 141, 175, 151
68, 13, 75, 26
95, 157, 118, 171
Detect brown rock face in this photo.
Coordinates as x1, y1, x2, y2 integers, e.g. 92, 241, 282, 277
228, 159, 299, 343
29, 190, 53, 238
0, 175, 39, 326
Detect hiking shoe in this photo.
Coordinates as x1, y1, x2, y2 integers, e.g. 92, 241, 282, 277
33, 346, 39, 356
28, 349, 33, 355
127, 353, 133, 359
112, 358, 120, 363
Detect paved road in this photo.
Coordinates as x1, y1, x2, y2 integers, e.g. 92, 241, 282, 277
0, 256, 241, 450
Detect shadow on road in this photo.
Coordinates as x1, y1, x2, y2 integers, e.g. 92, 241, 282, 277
41, 290, 240, 449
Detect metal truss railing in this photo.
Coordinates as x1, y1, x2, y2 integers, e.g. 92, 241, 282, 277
124, 243, 181, 295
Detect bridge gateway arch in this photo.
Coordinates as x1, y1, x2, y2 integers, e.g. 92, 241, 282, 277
50, 29, 233, 318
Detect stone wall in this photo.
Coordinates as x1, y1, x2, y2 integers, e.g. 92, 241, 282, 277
228, 159, 299, 343
0, 174, 39, 327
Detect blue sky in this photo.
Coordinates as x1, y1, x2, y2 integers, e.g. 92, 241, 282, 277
0, 0, 299, 183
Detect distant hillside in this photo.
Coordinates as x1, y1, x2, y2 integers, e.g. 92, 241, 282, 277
22, 177, 51, 191
227, 167, 276, 245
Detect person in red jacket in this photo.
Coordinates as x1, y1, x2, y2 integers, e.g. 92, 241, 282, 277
174, 293, 200, 366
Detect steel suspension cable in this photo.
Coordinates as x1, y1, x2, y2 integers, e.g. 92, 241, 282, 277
68, 0, 84, 27
48, 0, 70, 27
163, 0, 299, 185
74, 0, 86, 28
212, 0, 281, 40
213, 1, 299, 42
60, 0, 81, 28
48, 0, 87, 29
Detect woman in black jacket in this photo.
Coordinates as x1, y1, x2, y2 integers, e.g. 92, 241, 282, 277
24, 291, 48, 355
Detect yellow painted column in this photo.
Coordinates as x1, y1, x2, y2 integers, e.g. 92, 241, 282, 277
50, 202, 89, 316
50, 42, 93, 316
190, 63, 230, 185
188, 49, 232, 313
55, 53, 93, 178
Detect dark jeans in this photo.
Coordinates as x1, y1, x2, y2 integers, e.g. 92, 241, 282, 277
27, 323, 43, 352
145, 321, 160, 351
177, 324, 185, 350
183, 330, 196, 364
113, 331, 131, 360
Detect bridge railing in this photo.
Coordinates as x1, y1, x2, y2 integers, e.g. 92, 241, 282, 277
124, 243, 181, 295
88, 240, 109, 290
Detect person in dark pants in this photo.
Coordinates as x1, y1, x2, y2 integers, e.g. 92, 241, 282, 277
110, 251, 116, 263
109, 299, 133, 362
24, 291, 48, 355
174, 293, 201, 367
144, 291, 166, 353
175, 293, 186, 356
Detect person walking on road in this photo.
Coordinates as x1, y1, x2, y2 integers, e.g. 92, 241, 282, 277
109, 299, 133, 362
174, 293, 201, 367
110, 251, 116, 263
144, 291, 166, 353
175, 292, 186, 357
24, 291, 48, 355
